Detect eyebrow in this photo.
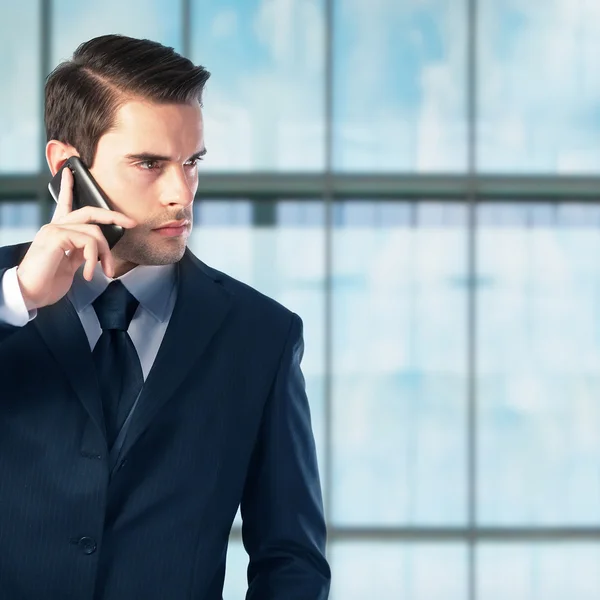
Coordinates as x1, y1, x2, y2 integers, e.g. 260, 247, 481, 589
124, 148, 207, 162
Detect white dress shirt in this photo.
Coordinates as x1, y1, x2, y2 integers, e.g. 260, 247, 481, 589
0, 261, 178, 382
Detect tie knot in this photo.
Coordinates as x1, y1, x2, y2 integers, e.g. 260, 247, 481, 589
93, 281, 139, 331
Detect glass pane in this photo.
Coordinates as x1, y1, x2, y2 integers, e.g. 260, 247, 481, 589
478, 544, 600, 600
332, 202, 468, 526
188, 200, 327, 488
0, 201, 40, 245
330, 542, 467, 600
478, 1, 600, 173
478, 203, 600, 525
190, 0, 325, 171
333, 0, 467, 172
223, 539, 247, 599
51, 0, 182, 71
0, 2, 41, 173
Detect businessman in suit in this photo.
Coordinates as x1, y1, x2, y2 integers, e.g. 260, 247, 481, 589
0, 34, 330, 599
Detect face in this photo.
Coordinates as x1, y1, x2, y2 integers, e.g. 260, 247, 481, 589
88, 99, 204, 273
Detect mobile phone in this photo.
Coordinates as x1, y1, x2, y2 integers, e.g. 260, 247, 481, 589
48, 156, 125, 249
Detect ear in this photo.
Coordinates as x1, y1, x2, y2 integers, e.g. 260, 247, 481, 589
46, 140, 80, 176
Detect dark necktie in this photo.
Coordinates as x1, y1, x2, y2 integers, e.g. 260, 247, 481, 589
92, 280, 144, 448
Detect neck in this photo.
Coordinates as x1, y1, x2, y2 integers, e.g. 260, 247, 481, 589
112, 259, 138, 278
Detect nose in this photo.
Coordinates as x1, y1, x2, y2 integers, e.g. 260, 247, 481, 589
160, 165, 196, 207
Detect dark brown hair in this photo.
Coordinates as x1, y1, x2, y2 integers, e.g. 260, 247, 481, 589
45, 34, 210, 167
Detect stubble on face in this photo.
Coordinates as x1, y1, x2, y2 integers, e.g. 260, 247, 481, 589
111, 209, 194, 270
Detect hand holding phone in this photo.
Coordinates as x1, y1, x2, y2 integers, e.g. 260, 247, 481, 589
15, 158, 137, 311
48, 156, 125, 249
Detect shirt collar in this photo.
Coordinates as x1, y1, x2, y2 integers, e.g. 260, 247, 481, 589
68, 260, 177, 323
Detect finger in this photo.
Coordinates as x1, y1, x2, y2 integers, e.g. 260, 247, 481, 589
51, 168, 74, 223
58, 205, 137, 229
46, 226, 103, 277
53, 223, 110, 255
100, 253, 115, 279
51, 229, 100, 280
67, 246, 113, 280
66, 235, 99, 282
66, 247, 85, 272
82, 240, 99, 281
54, 223, 113, 274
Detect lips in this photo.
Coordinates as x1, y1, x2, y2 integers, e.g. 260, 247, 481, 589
152, 220, 191, 238
154, 220, 189, 230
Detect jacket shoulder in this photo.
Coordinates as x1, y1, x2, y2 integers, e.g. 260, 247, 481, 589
191, 255, 297, 336
203, 260, 294, 321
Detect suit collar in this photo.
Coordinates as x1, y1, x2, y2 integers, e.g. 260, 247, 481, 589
68, 261, 177, 324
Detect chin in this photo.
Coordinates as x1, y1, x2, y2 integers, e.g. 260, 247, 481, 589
115, 237, 187, 267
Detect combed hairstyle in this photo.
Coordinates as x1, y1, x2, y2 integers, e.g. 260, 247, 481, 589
45, 34, 210, 167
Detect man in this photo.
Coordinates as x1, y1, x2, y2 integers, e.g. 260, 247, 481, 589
0, 34, 330, 599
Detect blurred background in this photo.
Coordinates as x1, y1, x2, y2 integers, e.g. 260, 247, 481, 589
2, 0, 600, 598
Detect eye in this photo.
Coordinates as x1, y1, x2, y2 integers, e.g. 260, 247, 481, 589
138, 160, 161, 171
185, 157, 203, 168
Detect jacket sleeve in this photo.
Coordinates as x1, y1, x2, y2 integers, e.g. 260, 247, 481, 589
240, 312, 331, 599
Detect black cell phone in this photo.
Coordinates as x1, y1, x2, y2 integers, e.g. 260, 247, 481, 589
48, 156, 125, 249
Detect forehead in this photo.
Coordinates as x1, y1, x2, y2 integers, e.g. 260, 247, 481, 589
108, 99, 204, 150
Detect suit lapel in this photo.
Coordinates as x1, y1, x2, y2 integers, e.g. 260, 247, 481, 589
117, 248, 233, 463
34, 296, 106, 439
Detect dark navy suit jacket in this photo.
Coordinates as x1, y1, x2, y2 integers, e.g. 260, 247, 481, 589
0, 242, 330, 599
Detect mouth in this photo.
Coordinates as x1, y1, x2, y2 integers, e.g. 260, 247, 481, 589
152, 220, 190, 238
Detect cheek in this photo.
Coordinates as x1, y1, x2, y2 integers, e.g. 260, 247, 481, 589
94, 170, 129, 204
188, 170, 199, 192
100, 172, 154, 218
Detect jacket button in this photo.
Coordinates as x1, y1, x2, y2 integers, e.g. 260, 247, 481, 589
78, 536, 97, 555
